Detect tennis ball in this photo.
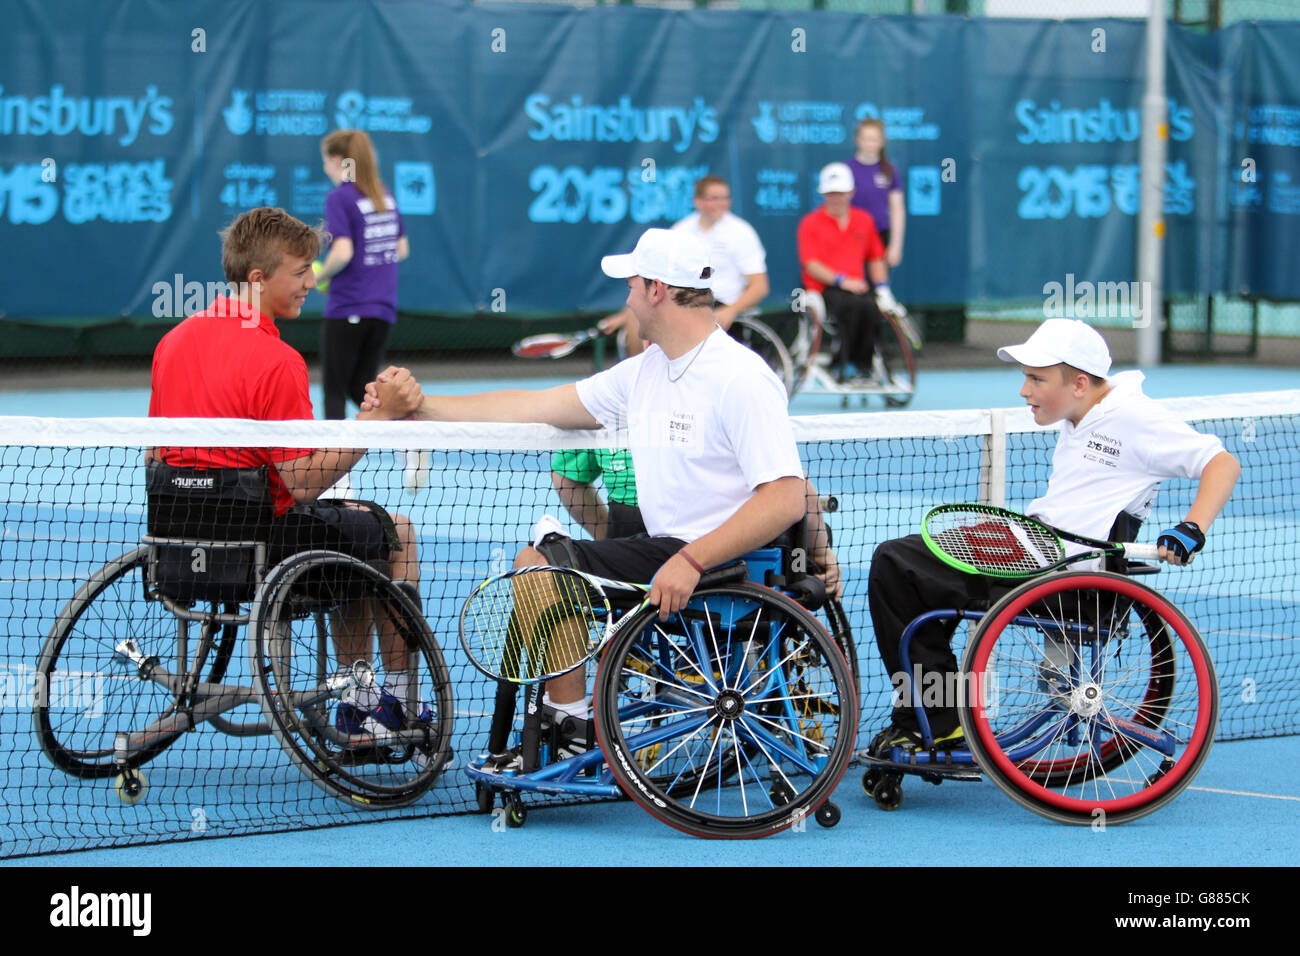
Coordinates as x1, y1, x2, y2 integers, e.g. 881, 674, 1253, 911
312, 260, 329, 294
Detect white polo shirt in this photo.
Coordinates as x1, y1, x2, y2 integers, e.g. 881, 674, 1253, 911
575, 327, 803, 541
671, 212, 767, 307
1028, 370, 1225, 542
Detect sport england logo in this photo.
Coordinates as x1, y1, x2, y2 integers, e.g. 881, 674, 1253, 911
335, 90, 432, 134
0, 84, 174, 146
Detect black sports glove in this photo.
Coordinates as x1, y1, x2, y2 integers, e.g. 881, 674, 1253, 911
1157, 521, 1205, 562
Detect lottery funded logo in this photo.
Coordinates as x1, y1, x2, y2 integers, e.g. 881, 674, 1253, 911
222, 89, 329, 136
751, 101, 845, 145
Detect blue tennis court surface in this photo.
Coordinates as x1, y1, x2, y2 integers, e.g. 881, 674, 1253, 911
2, 362, 1297, 866
9, 736, 1296, 867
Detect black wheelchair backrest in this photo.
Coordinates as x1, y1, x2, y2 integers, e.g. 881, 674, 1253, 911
146, 461, 274, 604
146, 461, 273, 540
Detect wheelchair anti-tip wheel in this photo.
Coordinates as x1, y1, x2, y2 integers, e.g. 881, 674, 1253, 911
594, 583, 856, 838
250, 550, 454, 809
959, 570, 1218, 825
35, 547, 240, 779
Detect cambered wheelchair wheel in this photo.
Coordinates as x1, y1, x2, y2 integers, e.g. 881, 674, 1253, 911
594, 583, 856, 838
250, 550, 454, 809
35, 547, 238, 778
959, 571, 1217, 825
731, 316, 795, 398
878, 311, 917, 407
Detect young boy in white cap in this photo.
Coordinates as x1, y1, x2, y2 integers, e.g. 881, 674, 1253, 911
866, 318, 1240, 751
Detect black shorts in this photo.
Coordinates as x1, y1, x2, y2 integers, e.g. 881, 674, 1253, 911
537, 533, 686, 584
608, 502, 647, 539
269, 502, 393, 566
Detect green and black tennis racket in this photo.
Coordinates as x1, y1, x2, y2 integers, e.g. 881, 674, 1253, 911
922, 504, 1163, 578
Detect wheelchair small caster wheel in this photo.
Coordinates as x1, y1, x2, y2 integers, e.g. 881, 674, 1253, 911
1147, 758, 1175, 787
872, 776, 903, 811
769, 781, 795, 806
862, 768, 883, 794
475, 782, 495, 814
506, 795, 527, 829
815, 801, 841, 828
114, 769, 147, 805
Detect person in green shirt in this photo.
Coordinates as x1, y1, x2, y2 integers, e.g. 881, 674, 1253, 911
550, 448, 645, 540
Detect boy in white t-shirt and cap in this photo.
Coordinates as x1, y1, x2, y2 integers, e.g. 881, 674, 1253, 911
867, 318, 1240, 752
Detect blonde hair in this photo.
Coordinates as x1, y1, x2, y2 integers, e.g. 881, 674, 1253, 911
220, 207, 322, 284
321, 129, 389, 212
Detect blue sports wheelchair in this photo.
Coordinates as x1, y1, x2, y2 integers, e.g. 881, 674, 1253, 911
463, 523, 859, 839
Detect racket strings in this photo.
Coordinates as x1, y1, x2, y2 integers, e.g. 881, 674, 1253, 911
465, 571, 605, 681
932, 515, 1064, 574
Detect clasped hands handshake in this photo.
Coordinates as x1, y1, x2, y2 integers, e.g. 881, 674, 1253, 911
360, 366, 424, 419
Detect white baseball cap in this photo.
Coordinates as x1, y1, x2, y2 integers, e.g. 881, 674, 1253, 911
997, 319, 1112, 378
818, 162, 855, 194
600, 228, 713, 289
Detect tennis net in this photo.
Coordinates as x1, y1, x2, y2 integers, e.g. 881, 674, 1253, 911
1, 393, 1295, 857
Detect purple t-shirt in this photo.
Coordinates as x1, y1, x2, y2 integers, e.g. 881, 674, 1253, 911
322, 182, 405, 323
847, 159, 902, 235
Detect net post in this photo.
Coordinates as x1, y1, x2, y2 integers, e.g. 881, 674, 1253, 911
980, 409, 1007, 507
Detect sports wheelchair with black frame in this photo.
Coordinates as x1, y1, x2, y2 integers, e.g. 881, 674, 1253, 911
35, 461, 454, 809
862, 545, 1218, 825
464, 528, 859, 839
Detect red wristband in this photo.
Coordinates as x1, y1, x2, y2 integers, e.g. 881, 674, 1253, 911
678, 549, 705, 574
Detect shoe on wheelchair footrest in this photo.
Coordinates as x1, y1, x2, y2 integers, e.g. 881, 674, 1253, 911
335, 690, 439, 765
867, 723, 964, 759
482, 706, 591, 774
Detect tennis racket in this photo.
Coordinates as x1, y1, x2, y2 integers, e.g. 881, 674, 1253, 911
511, 327, 602, 359
459, 566, 650, 684
922, 503, 1162, 579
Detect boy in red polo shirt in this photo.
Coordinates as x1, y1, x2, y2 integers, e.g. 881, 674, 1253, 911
149, 206, 429, 750
797, 162, 902, 380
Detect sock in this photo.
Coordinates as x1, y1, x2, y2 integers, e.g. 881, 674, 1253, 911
542, 692, 590, 721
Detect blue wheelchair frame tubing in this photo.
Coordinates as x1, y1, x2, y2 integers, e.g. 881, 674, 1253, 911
467, 547, 831, 801
889, 603, 1179, 769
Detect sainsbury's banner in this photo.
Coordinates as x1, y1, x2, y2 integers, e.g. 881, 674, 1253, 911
1, 1, 1297, 319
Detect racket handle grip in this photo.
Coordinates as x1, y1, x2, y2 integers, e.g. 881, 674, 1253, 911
1121, 543, 1162, 561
